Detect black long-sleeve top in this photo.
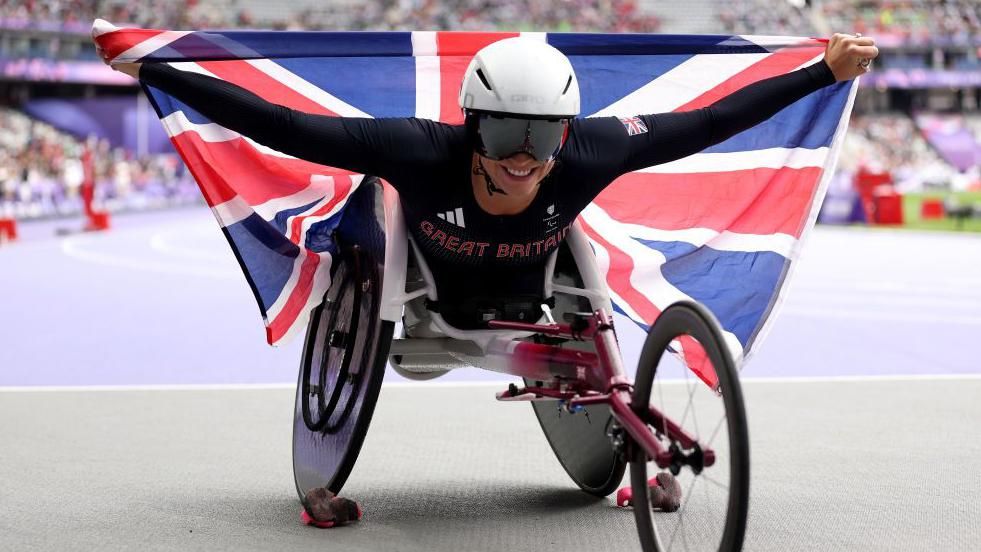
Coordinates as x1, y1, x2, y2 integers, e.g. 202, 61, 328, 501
140, 60, 837, 321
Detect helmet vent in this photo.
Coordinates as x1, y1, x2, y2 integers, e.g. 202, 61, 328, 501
562, 75, 573, 95
475, 69, 493, 91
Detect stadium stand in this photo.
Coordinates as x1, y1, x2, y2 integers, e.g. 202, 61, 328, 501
0, 0, 978, 223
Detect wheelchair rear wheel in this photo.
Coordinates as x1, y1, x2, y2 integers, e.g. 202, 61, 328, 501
292, 246, 393, 497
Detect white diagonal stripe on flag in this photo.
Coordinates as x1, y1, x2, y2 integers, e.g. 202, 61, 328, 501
246, 58, 371, 118
709, 231, 796, 256
292, 175, 364, 247
167, 61, 220, 78
265, 249, 315, 324
253, 175, 335, 222
582, 202, 744, 350
740, 35, 810, 49
161, 110, 306, 160
615, 223, 796, 257
211, 195, 254, 227
589, 53, 770, 117
113, 30, 192, 63
272, 252, 334, 345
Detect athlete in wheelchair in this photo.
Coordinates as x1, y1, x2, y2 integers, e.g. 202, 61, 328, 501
108, 33, 876, 551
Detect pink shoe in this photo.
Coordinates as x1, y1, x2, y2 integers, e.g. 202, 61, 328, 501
300, 487, 362, 528
615, 472, 682, 512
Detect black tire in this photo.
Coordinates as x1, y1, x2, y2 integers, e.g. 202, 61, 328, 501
630, 302, 750, 552
292, 246, 393, 497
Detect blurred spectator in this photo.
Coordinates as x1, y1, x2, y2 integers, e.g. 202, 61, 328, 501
718, 0, 816, 36
0, 107, 197, 220
840, 114, 979, 194
0, 0, 660, 33
821, 0, 981, 47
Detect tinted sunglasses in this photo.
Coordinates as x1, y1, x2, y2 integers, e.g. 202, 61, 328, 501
472, 113, 570, 162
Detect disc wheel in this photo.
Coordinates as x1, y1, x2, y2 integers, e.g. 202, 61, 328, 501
630, 302, 750, 552
526, 376, 627, 497
292, 246, 393, 496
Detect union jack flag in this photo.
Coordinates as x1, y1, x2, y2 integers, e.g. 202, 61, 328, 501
619, 116, 649, 136
92, 21, 856, 376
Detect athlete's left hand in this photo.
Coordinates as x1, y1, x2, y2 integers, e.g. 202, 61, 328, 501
824, 33, 879, 81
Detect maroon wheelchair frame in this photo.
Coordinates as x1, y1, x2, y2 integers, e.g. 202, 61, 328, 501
486, 309, 715, 472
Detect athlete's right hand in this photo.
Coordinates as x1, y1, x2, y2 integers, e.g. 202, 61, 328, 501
94, 33, 141, 78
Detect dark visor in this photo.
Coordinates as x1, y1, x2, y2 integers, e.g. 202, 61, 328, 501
474, 113, 570, 162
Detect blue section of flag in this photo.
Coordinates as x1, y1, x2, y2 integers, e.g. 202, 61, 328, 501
705, 82, 850, 152
612, 301, 648, 330
274, 57, 417, 117
635, 239, 698, 262
659, 247, 787, 346
269, 199, 321, 236
573, 55, 693, 117
550, 34, 770, 56
145, 84, 210, 123
304, 213, 344, 254
143, 31, 415, 61
225, 214, 300, 313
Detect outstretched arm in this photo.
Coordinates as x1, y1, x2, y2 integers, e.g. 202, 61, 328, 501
106, 61, 447, 180
572, 33, 878, 176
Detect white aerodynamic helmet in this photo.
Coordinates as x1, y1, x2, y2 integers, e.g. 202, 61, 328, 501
459, 37, 580, 118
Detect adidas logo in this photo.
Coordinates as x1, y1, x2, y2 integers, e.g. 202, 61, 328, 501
436, 207, 466, 228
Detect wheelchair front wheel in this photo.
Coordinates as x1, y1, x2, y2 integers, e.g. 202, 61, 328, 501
630, 302, 750, 552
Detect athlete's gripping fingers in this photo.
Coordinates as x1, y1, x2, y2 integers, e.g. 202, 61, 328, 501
824, 33, 878, 81
93, 39, 141, 77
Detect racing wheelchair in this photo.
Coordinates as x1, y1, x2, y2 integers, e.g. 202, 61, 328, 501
292, 177, 750, 551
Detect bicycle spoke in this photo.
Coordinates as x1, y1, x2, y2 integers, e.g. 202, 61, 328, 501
656, 377, 668, 438
676, 366, 697, 431
666, 471, 700, 551
701, 472, 730, 492
706, 414, 727, 448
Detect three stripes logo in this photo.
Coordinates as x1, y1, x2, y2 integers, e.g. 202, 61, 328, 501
436, 207, 466, 228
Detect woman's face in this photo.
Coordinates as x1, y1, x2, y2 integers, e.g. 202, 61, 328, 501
479, 153, 555, 199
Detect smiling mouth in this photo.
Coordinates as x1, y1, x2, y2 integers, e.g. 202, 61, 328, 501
504, 167, 533, 177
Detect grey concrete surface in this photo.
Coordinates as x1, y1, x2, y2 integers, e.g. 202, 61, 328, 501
1, 379, 979, 551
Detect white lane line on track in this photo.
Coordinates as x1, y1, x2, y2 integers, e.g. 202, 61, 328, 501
788, 291, 981, 309
779, 307, 981, 325
61, 233, 239, 279
3, 373, 980, 393
149, 231, 229, 262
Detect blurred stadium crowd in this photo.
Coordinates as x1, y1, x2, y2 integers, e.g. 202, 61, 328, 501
0, 0, 978, 221
0, 107, 196, 219
0, 0, 661, 34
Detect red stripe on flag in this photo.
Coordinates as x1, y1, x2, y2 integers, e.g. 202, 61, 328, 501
674, 43, 825, 112
436, 32, 519, 56
578, 217, 662, 325
595, 167, 822, 237
95, 28, 166, 61
288, 175, 354, 245
677, 335, 719, 390
169, 133, 353, 207
199, 60, 338, 116
436, 32, 519, 124
266, 251, 321, 344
